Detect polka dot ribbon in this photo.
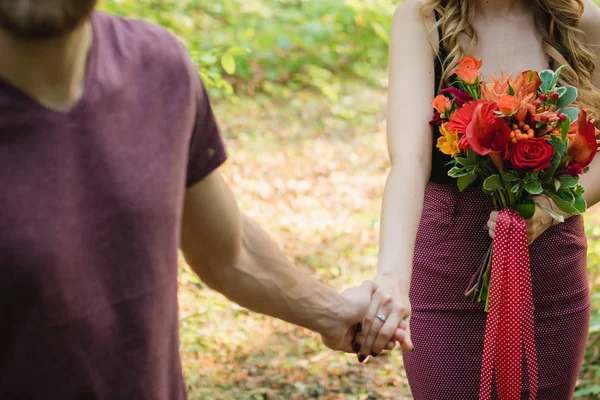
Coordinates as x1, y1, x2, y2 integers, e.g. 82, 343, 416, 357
479, 209, 538, 400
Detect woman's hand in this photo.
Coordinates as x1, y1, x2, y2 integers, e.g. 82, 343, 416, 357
486, 196, 559, 244
320, 281, 402, 354
352, 279, 413, 362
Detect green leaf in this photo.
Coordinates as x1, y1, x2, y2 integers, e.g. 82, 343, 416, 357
542, 152, 562, 183
221, 53, 236, 75
508, 84, 515, 95
503, 170, 520, 182
226, 46, 250, 56
548, 192, 582, 215
550, 135, 567, 155
560, 120, 570, 141
523, 179, 543, 195
483, 174, 503, 192
535, 202, 565, 223
554, 179, 561, 192
556, 86, 577, 110
467, 148, 478, 164
573, 194, 587, 213
454, 157, 471, 166
559, 174, 578, 188
550, 65, 567, 88
511, 183, 521, 194
516, 198, 536, 219
457, 173, 478, 192
370, 22, 389, 44
574, 184, 585, 196
562, 107, 580, 123
539, 69, 555, 92
448, 167, 468, 178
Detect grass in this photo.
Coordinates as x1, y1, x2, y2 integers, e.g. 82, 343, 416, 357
177, 85, 600, 399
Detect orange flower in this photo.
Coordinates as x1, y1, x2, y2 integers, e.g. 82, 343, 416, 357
567, 109, 598, 169
482, 72, 539, 102
497, 95, 521, 116
447, 100, 481, 134
456, 56, 482, 84
512, 70, 541, 97
432, 95, 452, 114
437, 123, 461, 155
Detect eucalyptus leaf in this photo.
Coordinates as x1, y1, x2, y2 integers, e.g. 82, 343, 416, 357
562, 107, 580, 123
556, 86, 577, 110
556, 87, 567, 97
550, 65, 567, 88
539, 70, 555, 92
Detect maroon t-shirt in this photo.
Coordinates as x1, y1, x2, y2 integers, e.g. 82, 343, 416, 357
0, 11, 226, 399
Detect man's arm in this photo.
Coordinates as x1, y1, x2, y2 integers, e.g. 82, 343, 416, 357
180, 170, 400, 352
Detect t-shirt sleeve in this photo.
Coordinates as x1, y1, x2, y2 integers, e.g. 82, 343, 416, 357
184, 63, 227, 187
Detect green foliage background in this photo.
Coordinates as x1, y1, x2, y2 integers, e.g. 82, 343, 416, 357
99, 0, 600, 396
100, 0, 394, 100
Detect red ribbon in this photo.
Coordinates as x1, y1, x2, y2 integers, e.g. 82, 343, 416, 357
479, 209, 538, 400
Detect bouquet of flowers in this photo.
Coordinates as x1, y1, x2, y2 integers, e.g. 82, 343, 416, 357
431, 56, 599, 309
431, 56, 600, 399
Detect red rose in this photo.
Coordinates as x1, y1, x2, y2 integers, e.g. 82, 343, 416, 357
510, 138, 554, 172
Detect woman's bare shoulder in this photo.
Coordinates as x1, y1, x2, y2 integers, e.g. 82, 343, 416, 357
391, 0, 438, 53
580, 0, 600, 41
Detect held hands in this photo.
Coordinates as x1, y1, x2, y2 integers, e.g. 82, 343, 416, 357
320, 281, 406, 354
486, 196, 560, 244
352, 278, 414, 362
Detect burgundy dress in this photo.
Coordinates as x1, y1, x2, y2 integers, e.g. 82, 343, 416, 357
401, 18, 590, 400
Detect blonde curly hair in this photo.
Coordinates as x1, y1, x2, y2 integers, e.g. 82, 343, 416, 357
421, 0, 600, 117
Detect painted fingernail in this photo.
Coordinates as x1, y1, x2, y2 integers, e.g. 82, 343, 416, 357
358, 355, 367, 363
353, 343, 361, 353
356, 323, 362, 333
371, 352, 378, 357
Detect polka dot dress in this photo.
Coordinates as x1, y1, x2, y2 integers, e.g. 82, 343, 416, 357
402, 182, 590, 400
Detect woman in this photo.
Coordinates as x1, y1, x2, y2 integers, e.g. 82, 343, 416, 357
352, 0, 600, 398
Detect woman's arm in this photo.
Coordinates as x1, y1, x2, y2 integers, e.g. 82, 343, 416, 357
353, 0, 436, 359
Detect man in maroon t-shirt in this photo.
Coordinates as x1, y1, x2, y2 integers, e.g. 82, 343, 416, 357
0, 1, 404, 399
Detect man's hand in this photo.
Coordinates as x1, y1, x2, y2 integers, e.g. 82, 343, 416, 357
320, 281, 403, 354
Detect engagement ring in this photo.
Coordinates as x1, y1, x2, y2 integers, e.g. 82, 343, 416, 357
376, 314, 387, 322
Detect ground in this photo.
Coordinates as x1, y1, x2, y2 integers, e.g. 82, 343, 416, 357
176, 85, 600, 399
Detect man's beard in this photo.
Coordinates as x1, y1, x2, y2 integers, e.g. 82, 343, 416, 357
0, 0, 97, 40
